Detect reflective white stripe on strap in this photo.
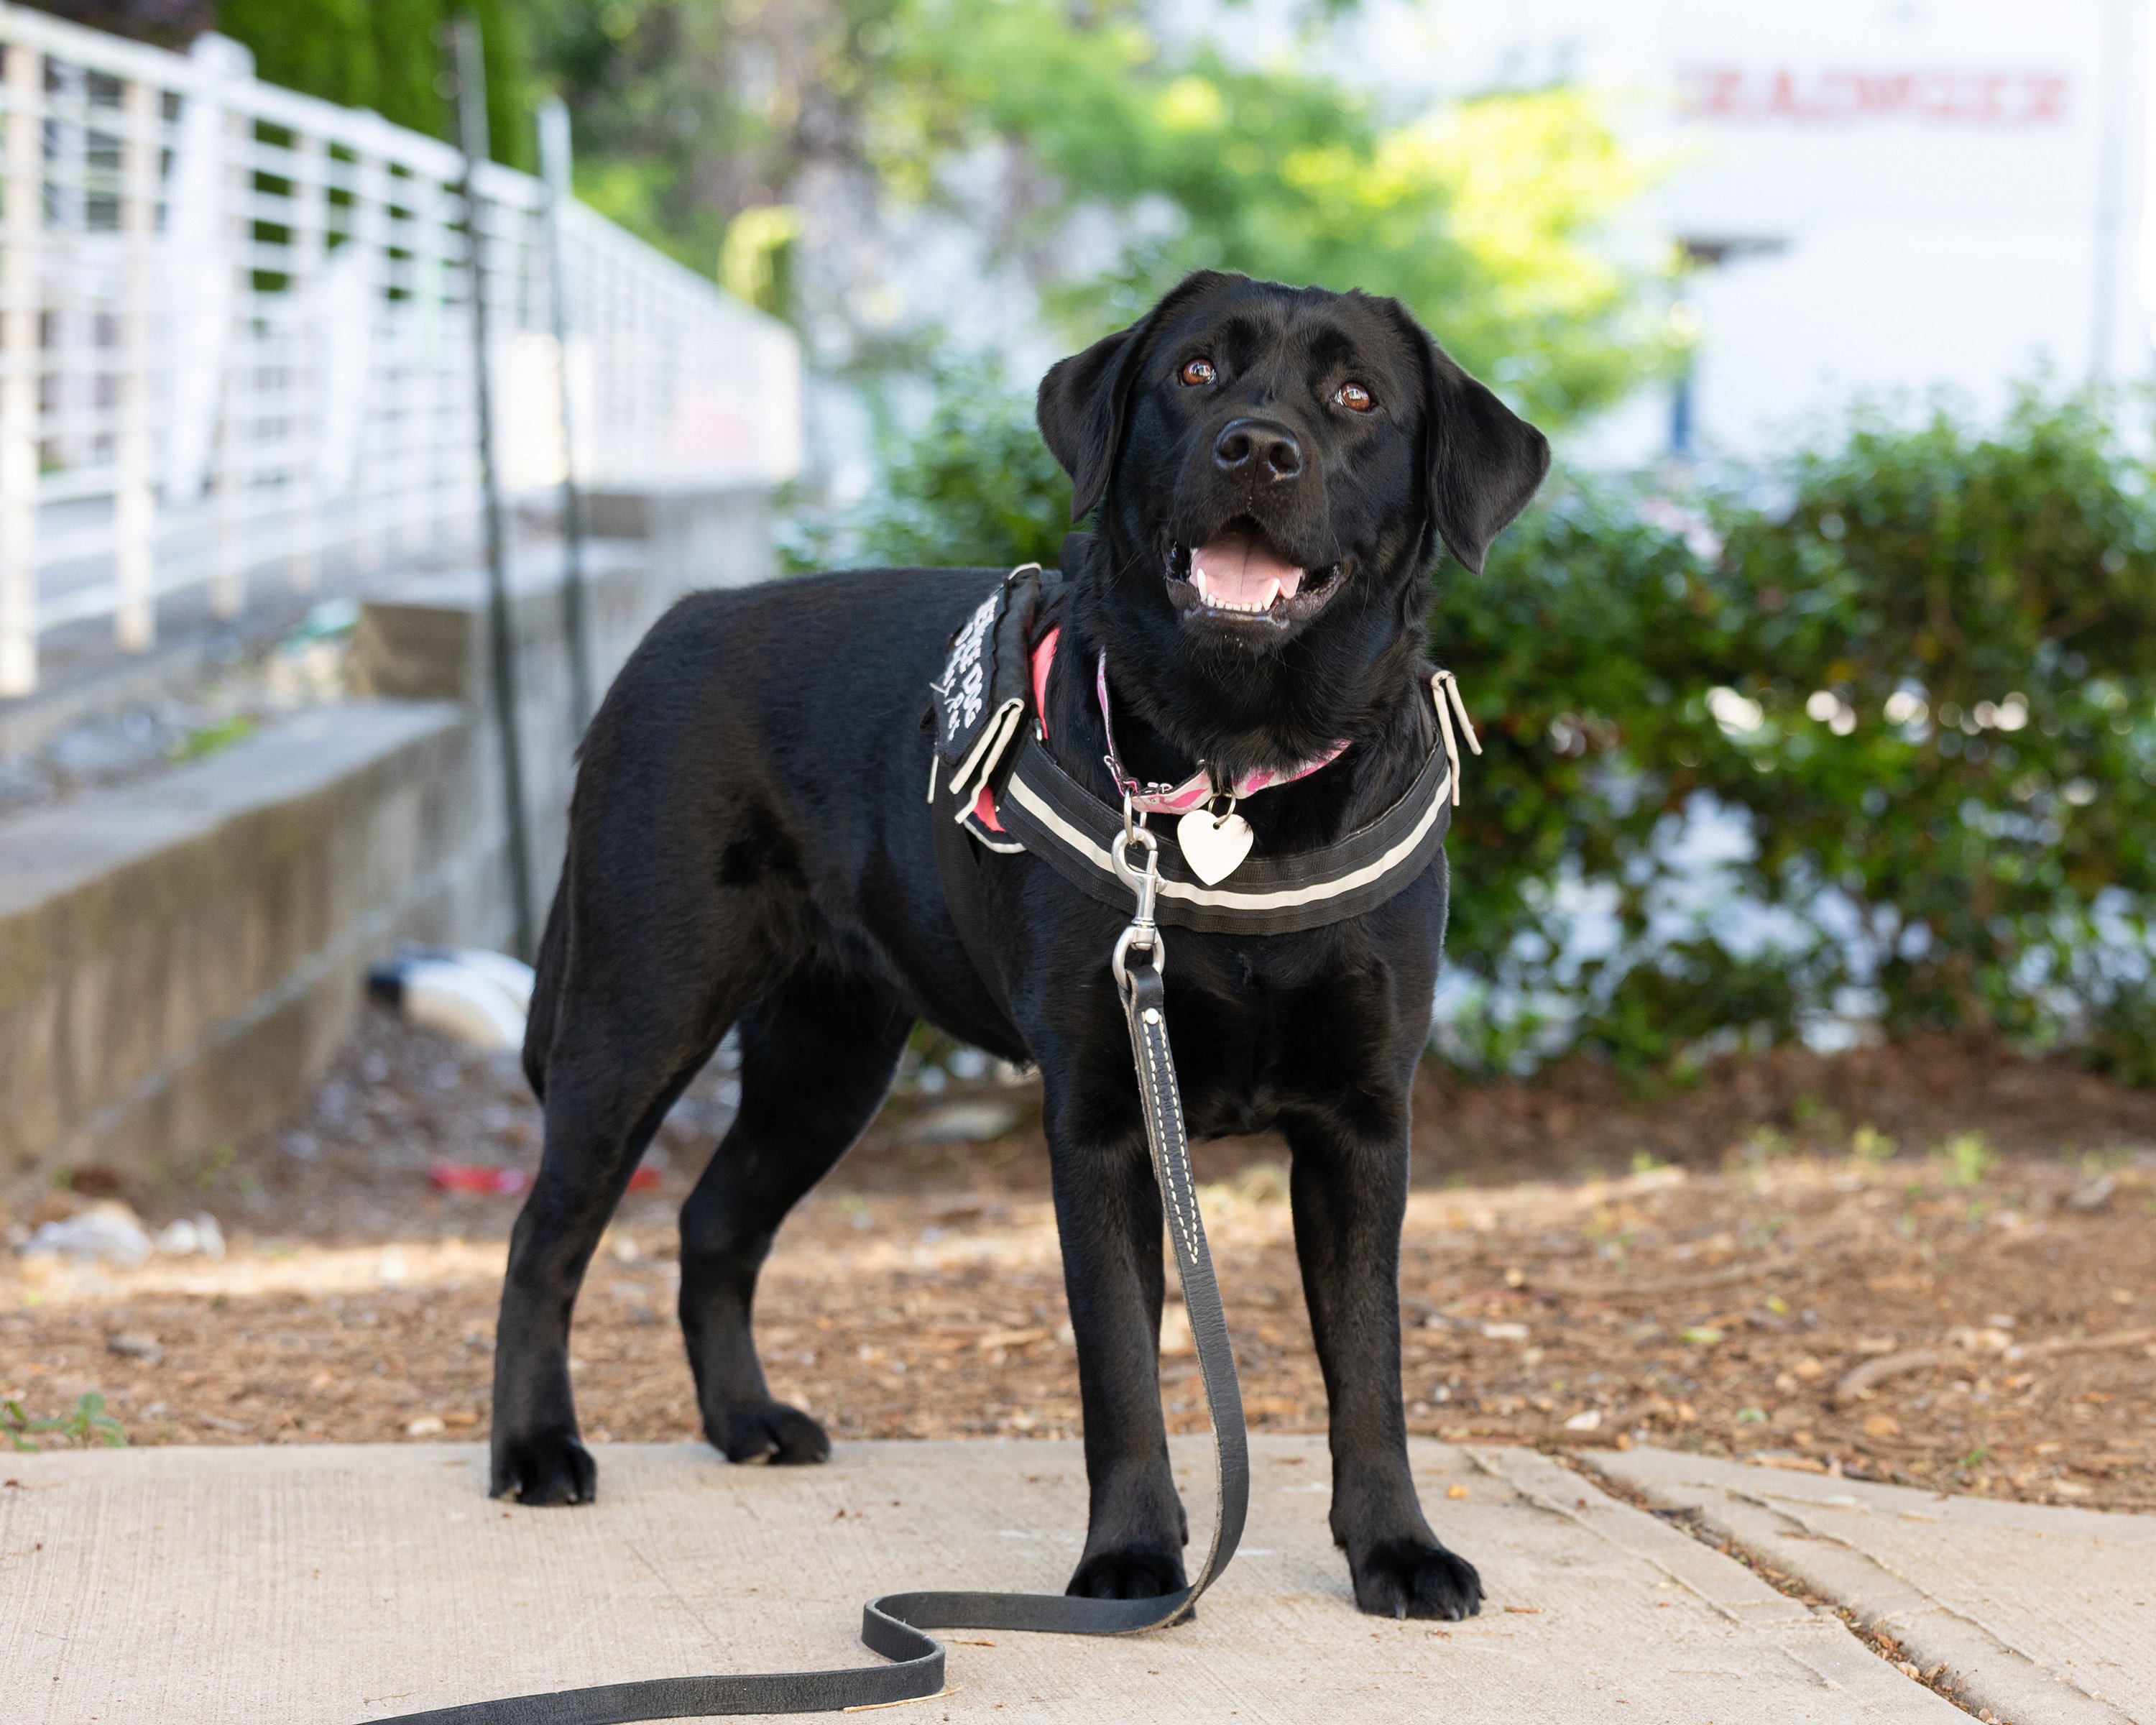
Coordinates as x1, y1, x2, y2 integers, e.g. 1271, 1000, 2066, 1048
1003, 759, 1452, 915
943, 697, 1026, 819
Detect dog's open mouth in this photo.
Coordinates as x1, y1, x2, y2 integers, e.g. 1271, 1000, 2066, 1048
1164, 520, 1345, 627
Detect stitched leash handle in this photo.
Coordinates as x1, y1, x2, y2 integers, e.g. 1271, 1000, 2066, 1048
367, 852, 1245, 1724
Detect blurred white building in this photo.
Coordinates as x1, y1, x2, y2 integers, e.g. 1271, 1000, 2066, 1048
1355, 0, 2153, 460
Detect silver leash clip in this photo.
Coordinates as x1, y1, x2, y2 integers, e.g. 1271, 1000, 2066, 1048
1110, 801, 1166, 995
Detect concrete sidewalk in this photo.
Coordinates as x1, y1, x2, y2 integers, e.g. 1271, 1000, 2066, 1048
1595, 1446, 2156, 1725
0, 1436, 1963, 1725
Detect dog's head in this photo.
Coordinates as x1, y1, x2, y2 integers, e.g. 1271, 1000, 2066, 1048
1038, 273, 1547, 753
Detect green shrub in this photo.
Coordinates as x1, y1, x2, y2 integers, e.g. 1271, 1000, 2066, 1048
1442, 388, 2156, 1083
215, 0, 380, 111
215, 0, 534, 167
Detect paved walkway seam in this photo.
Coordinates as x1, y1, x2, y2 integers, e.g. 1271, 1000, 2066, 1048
1593, 1445, 2156, 1725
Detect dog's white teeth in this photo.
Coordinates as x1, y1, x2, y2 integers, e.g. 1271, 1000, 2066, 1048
1188, 568, 1281, 615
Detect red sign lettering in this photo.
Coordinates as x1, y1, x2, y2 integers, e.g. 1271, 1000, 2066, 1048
1679, 66, 2070, 126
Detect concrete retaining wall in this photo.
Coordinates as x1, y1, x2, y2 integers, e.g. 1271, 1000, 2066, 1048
0, 486, 769, 1197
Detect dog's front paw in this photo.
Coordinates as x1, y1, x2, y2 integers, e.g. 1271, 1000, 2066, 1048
491, 1429, 597, 1505
709, 1399, 830, 1465
1067, 1546, 1187, 1601
1350, 1537, 1482, 1620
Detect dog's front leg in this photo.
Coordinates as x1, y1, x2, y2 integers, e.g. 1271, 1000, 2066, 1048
1046, 1095, 1190, 1601
1285, 1112, 1482, 1619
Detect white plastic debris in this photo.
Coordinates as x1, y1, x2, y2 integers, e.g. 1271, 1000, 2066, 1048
368, 947, 535, 1052
152, 1214, 226, 1260
438, 947, 535, 1013
899, 1100, 1021, 1144
19, 1202, 154, 1269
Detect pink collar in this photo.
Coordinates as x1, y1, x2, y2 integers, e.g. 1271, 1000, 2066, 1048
1022, 627, 1347, 814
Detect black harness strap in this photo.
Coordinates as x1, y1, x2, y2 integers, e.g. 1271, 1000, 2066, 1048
928, 566, 1465, 938
931, 769, 1018, 1029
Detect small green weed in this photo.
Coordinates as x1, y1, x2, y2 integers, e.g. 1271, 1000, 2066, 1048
1741, 1126, 1791, 1167
4, 1392, 128, 1451
1938, 1132, 1996, 1187
170, 714, 258, 762
1851, 1126, 1897, 1164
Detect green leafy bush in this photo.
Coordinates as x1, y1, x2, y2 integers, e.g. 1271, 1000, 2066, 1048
1442, 389, 2156, 1083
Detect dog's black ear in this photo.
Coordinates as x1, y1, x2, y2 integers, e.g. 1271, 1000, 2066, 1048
1388, 303, 1551, 574
1038, 270, 1235, 523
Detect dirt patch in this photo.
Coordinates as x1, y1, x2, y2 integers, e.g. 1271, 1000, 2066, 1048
4, 1010, 2152, 1514
1414, 1034, 2156, 1181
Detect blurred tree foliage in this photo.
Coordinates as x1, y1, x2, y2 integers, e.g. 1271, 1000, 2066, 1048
518, 0, 858, 279
883, 0, 1663, 420
787, 354, 1072, 571
211, 0, 535, 168
522, 0, 1672, 422
1438, 388, 2156, 1085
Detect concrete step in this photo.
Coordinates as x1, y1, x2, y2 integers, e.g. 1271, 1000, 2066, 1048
0, 486, 770, 1202
1595, 1444, 2156, 1725
1, 1435, 1965, 1724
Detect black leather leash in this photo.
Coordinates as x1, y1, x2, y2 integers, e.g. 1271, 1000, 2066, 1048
369, 823, 1245, 1724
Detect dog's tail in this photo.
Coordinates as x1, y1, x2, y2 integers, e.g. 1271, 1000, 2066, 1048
522, 862, 571, 1102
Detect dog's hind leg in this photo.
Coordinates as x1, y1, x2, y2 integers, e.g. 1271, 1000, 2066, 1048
490, 926, 741, 1506
678, 966, 911, 1464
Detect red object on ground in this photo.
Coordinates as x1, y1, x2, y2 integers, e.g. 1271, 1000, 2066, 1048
427, 1161, 659, 1195
428, 1162, 530, 1195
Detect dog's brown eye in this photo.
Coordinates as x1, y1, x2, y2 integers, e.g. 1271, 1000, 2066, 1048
1180, 357, 1217, 387
1336, 382, 1374, 413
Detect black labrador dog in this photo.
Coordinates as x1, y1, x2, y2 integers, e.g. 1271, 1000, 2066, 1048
492, 269, 1548, 1620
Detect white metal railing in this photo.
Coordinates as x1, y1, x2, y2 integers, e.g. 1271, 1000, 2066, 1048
0, 5, 801, 696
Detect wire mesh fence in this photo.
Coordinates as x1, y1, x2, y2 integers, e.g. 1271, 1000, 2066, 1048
0, 6, 799, 696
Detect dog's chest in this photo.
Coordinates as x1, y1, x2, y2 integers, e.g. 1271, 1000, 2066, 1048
1153, 949, 1405, 1136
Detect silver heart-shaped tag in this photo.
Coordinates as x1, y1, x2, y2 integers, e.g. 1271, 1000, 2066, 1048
1177, 806, 1254, 886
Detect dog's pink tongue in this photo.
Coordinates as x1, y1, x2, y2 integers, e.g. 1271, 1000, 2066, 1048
1192, 527, 1304, 608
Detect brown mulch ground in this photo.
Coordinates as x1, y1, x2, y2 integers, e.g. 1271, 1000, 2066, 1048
4, 1011, 2152, 1514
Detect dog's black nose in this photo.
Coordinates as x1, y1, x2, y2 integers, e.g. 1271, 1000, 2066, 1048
1213, 418, 1302, 482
